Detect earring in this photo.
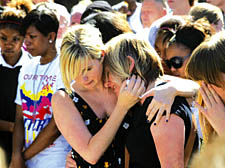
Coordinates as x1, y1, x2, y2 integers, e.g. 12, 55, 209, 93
49, 40, 53, 43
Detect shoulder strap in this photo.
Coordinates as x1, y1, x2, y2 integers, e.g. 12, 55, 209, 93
184, 114, 197, 167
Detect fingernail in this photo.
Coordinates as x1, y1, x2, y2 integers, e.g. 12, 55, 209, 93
166, 120, 168, 122
154, 123, 156, 126
146, 119, 150, 123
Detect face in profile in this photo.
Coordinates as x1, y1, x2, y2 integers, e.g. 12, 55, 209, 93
104, 67, 123, 96
165, 43, 191, 78
155, 35, 172, 74
167, 0, 190, 15
0, 28, 24, 59
24, 25, 50, 56
75, 58, 104, 90
141, 0, 165, 27
155, 34, 168, 60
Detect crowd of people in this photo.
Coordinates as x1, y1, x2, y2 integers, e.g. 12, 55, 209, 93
0, 0, 225, 168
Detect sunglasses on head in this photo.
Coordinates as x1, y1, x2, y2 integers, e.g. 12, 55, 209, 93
165, 54, 191, 69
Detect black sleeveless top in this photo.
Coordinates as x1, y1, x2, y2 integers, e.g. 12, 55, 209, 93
68, 91, 130, 168
0, 65, 22, 164
0, 65, 21, 122
126, 96, 200, 168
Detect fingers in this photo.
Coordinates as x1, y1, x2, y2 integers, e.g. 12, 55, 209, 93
146, 97, 173, 124
139, 88, 154, 99
124, 75, 146, 98
150, 103, 172, 125
132, 76, 142, 93
154, 107, 165, 125
199, 84, 211, 108
201, 82, 216, 106
146, 102, 159, 122
208, 84, 223, 104
120, 79, 128, 91
145, 99, 156, 117
194, 101, 207, 116
126, 75, 137, 91
165, 104, 172, 122
65, 152, 77, 168
137, 79, 146, 97
66, 160, 77, 168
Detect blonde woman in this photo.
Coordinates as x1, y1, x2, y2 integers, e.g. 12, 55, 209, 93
52, 24, 145, 167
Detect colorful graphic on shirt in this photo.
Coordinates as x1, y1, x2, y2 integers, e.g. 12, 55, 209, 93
19, 78, 55, 146
20, 82, 53, 120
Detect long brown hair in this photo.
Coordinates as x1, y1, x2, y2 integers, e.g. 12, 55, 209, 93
186, 31, 225, 144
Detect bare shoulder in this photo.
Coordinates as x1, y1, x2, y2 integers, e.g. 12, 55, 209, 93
150, 114, 185, 137
52, 90, 70, 103
52, 90, 74, 114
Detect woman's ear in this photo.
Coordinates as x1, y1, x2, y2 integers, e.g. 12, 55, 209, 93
48, 32, 57, 44
127, 55, 135, 74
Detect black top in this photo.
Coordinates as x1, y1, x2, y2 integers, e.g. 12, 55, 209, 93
67, 91, 130, 168
0, 65, 21, 122
0, 65, 22, 164
126, 96, 199, 168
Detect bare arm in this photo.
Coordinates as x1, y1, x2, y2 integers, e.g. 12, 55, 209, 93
0, 120, 14, 132
52, 76, 145, 164
142, 75, 199, 124
23, 117, 61, 161
10, 105, 26, 168
162, 75, 199, 98
151, 114, 185, 168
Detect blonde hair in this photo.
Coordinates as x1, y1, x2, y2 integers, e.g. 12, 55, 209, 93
104, 33, 163, 85
60, 24, 104, 93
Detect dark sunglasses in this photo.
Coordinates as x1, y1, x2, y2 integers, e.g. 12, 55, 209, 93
165, 54, 191, 69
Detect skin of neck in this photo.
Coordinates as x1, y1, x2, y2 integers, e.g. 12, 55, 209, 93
39, 43, 57, 65
2, 50, 22, 66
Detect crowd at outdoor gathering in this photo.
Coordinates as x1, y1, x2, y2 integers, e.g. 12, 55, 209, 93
0, 0, 225, 167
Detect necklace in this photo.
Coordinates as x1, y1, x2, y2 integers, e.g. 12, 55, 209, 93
32, 54, 58, 121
